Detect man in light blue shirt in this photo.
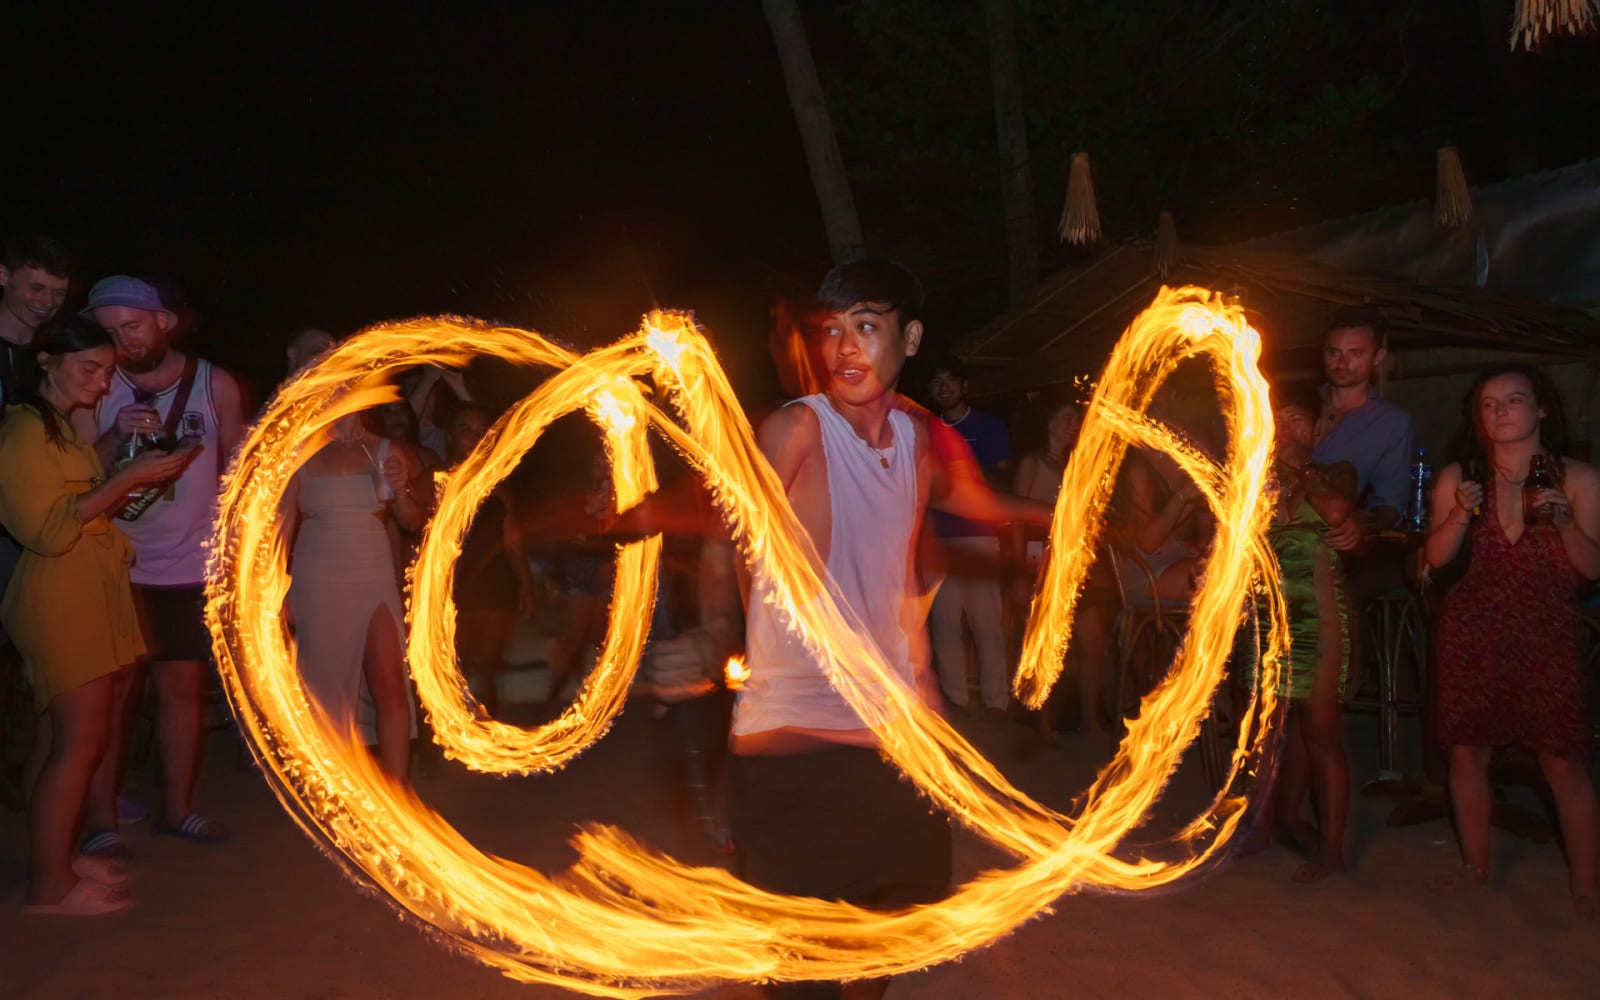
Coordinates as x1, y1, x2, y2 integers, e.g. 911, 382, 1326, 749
1312, 307, 1414, 553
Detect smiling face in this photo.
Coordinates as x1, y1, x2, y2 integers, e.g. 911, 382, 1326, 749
927, 369, 967, 414
1274, 403, 1317, 457
816, 301, 922, 407
1475, 372, 1544, 446
0, 264, 70, 335
40, 344, 116, 412
94, 304, 173, 375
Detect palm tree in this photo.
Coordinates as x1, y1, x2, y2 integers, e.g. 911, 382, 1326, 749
983, 0, 1040, 304
762, 0, 867, 263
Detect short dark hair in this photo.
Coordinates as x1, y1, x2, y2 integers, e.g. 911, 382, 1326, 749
2, 235, 72, 279
816, 259, 924, 324
928, 354, 968, 381
1270, 380, 1323, 419
1322, 305, 1386, 351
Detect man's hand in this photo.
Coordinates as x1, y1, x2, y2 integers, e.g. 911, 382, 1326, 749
114, 404, 162, 439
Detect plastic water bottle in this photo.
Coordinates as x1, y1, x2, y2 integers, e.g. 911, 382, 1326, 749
1406, 447, 1431, 532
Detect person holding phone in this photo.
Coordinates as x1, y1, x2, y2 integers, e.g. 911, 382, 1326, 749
0, 316, 191, 913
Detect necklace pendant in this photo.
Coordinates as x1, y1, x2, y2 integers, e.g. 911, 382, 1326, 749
879, 453, 889, 469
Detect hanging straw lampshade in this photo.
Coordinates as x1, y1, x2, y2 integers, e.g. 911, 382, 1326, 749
1510, 0, 1599, 50
1153, 211, 1180, 280
1058, 152, 1102, 246
1434, 146, 1472, 229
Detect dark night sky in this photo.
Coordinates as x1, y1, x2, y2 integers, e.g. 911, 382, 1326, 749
5, 4, 1598, 406
6, 4, 828, 399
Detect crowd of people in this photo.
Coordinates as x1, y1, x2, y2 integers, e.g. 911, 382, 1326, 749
0, 237, 1595, 992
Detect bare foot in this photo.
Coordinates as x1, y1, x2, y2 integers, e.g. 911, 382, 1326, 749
1291, 856, 1345, 884
1424, 865, 1490, 894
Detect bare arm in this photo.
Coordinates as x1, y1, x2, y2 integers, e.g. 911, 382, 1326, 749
743, 404, 824, 606
1550, 460, 1600, 580
407, 366, 443, 418
76, 450, 194, 523
928, 419, 1051, 527
1125, 454, 1197, 554
385, 443, 431, 533
1300, 460, 1357, 528
1424, 463, 1478, 570
210, 366, 248, 467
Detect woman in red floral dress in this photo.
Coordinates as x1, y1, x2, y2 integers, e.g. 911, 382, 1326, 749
1425, 364, 1600, 917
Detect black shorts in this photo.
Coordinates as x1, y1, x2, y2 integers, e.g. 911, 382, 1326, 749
727, 746, 952, 909
133, 584, 213, 664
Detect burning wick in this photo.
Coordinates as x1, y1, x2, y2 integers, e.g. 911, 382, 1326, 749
723, 654, 749, 691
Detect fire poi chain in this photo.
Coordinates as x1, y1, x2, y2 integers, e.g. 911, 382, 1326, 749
203, 287, 1290, 997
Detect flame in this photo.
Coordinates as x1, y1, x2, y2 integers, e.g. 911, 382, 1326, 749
723, 654, 750, 691
206, 288, 1286, 997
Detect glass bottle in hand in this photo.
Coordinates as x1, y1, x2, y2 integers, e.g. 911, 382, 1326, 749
118, 390, 173, 521
118, 425, 166, 521
1523, 453, 1557, 526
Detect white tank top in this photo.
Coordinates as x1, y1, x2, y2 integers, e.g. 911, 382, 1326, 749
731, 394, 920, 735
96, 358, 222, 586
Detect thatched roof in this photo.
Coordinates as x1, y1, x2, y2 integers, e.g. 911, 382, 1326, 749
1241, 158, 1600, 309
957, 239, 1600, 400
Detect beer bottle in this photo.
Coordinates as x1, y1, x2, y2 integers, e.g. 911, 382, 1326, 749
1523, 454, 1557, 526
117, 429, 165, 523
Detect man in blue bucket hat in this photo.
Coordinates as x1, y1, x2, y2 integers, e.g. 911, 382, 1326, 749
71, 275, 245, 856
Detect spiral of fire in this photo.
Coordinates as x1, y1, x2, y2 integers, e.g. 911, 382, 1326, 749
205, 287, 1287, 997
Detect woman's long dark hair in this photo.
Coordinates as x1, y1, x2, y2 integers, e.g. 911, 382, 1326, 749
1451, 362, 1570, 490
9, 314, 114, 447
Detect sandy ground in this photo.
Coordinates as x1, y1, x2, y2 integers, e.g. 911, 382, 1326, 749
3, 702, 1597, 1000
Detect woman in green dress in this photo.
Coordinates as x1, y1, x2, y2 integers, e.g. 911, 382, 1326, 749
1251, 381, 1357, 882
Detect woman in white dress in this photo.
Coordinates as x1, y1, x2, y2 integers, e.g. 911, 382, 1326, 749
283, 412, 427, 779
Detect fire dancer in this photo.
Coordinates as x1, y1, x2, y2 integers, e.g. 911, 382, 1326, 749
726, 260, 1051, 999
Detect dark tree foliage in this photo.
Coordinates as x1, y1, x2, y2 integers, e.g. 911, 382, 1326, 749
816, 0, 1600, 325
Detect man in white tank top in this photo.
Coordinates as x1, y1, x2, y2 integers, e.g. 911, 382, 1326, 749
71, 276, 245, 850
727, 260, 1051, 1000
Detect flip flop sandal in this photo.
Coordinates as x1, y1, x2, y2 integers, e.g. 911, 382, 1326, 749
155, 813, 229, 844
80, 831, 131, 860
24, 878, 133, 916
73, 854, 131, 888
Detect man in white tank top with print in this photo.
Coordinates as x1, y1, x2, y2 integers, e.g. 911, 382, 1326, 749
71, 276, 245, 850
726, 260, 1051, 1000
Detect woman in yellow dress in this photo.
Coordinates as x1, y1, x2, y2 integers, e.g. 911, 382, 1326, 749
0, 315, 191, 915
